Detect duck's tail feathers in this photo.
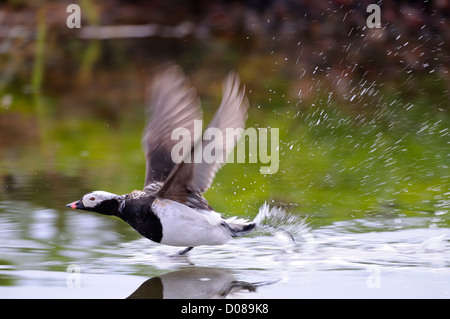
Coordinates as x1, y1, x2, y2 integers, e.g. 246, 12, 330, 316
222, 217, 256, 237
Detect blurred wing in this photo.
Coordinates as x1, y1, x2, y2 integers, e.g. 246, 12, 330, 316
158, 71, 248, 208
142, 65, 202, 188
190, 71, 249, 193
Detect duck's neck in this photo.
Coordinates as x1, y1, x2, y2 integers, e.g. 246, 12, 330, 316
92, 195, 126, 216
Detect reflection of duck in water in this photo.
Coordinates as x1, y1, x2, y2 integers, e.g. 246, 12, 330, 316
127, 268, 277, 299
67, 65, 256, 255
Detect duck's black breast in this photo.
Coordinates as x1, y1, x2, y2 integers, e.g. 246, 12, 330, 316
118, 195, 163, 243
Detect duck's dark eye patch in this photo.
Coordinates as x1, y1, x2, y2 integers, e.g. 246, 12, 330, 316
90, 197, 95, 201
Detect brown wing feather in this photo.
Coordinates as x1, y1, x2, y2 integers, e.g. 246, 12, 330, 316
157, 71, 248, 209
142, 65, 202, 187
190, 71, 249, 193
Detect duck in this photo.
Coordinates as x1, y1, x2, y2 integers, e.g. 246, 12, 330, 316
66, 65, 255, 255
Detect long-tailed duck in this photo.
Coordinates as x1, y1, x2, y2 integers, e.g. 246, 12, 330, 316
67, 65, 255, 255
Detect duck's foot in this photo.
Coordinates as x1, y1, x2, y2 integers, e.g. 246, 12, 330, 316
177, 247, 193, 256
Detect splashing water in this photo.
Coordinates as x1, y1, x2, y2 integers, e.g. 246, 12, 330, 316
253, 202, 310, 245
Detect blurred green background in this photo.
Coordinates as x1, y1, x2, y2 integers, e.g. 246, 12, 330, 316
0, 0, 448, 228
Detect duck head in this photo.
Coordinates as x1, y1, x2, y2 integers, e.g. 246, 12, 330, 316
66, 191, 124, 216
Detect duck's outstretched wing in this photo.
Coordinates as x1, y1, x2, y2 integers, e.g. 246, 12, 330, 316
190, 71, 249, 193
142, 65, 202, 189
157, 72, 248, 209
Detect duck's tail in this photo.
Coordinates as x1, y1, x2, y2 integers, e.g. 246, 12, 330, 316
222, 216, 256, 237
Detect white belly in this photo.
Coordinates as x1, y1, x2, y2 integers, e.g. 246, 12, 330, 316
151, 199, 232, 247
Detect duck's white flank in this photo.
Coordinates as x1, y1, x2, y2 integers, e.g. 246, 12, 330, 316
151, 198, 232, 247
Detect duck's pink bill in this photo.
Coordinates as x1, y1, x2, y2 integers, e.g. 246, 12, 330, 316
67, 201, 78, 209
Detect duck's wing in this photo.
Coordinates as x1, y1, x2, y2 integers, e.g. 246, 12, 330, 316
190, 71, 249, 193
157, 72, 248, 209
142, 65, 202, 189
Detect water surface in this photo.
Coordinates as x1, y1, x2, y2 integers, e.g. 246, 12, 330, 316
0, 196, 449, 298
